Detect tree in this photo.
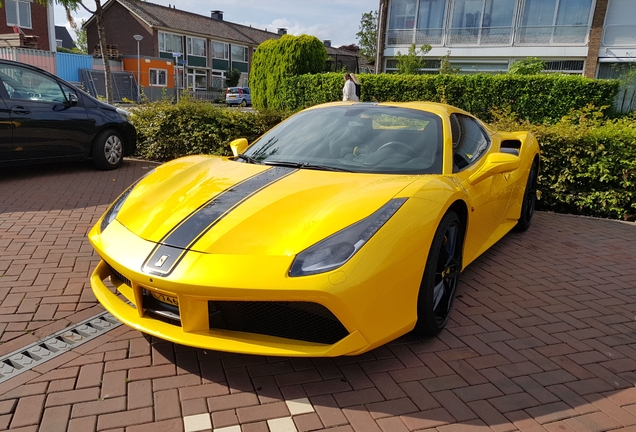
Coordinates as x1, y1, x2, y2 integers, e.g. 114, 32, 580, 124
338, 44, 360, 53
225, 68, 241, 88
439, 51, 461, 75
356, 10, 377, 62
395, 44, 432, 74
73, 19, 88, 54
509, 57, 546, 75
250, 34, 327, 110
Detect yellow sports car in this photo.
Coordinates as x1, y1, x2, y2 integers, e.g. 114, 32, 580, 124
89, 102, 540, 357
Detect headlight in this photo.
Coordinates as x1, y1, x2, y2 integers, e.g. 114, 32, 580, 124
289, 198, 407, 277
116, 107, 130, 119
100, 169, 154, 232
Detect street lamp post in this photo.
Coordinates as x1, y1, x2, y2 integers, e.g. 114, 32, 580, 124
133, 35, 143, 102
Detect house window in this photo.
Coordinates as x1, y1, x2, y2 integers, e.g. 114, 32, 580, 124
518, 0, 593, 44
149, 69, 167, 87
231, 45, 248, 62
187, 37, 206, 57
187, 69, 207, 91
388, 0, 447, 45
211, 41, 229, 59
448, 0, 516, 45
6, 0, 32, 29
56, 40, 63, 48
158, 32, 183, 54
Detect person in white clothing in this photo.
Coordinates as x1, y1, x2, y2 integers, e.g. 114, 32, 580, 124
342, 73, 359, 102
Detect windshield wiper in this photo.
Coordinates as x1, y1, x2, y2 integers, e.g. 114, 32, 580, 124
264, 161, 352, 172
236, 154, 262, 164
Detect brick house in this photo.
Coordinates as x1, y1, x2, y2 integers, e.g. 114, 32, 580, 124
0, 0, 55, 51
83, 0, 283, 93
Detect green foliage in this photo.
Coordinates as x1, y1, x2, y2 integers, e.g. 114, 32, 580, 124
508, 57, 546, 75
395, 44, 432, 75
356, 10, 377, 62
250, 34, 327, 110
282, 73, 619, 123
225, 68, 242, 88
439, 51, 461, 75
74, 20, 88, 54
611, 62, 636, 113
130, 98, 285, 161
490, 106, 636, 220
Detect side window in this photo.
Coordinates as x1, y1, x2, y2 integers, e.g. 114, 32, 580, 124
60, 83, 78, 101
451, 114, 490, 172
0, 65, 65, 103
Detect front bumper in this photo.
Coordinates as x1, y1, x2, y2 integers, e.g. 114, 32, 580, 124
89, 214, 426, 356
91, 260, 370, 356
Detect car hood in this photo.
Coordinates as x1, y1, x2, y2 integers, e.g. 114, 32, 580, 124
116, 156, 425, 256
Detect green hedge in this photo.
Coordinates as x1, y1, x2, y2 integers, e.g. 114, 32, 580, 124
131, 98, 285, 161
281, 73, 619, 123
251, 35, 327, 110
490, 108, 636, 220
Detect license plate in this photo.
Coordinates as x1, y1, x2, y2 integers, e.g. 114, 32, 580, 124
229, 95, 236, 98
151, 291, 179, 307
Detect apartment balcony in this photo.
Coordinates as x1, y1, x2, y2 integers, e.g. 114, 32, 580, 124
602, 24, 636, 47
387, 29, 444, 46
515, 25, 588, 45
386, 25, 589, 48
447, 26, 513, 46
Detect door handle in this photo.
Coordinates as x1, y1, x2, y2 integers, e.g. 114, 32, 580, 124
11, 106, 31, 115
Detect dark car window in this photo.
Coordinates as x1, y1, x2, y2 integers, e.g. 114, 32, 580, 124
243, 88, 250, 94
243, 105, 443, 175
0, 64, 66, 103
450, 114, 490, 172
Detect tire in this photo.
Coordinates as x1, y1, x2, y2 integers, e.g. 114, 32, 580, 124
514, 160, 539, 232
92, 129, 124, 170
240, 99, 247, 107
413, 211, 464, 337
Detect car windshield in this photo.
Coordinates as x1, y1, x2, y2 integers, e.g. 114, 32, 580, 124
227, 88, 241, 94
242, 105, 443, 174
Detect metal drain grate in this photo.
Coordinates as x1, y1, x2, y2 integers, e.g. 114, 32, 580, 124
0, 311, 121, 384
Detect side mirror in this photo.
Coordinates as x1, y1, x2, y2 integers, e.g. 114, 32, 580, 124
230, 138, 249, 157
468, 152, 521, 185
67, 93, 79, 106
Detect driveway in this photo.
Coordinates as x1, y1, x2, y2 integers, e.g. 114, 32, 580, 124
1, 159, 635, 432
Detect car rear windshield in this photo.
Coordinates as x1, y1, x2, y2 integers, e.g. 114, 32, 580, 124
243, 105, 443, 175
227, 88, 241, 94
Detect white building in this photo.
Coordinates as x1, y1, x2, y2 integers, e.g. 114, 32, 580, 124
376, 0, 635, 78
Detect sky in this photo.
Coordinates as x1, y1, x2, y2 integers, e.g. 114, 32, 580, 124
54, 0, 377, 48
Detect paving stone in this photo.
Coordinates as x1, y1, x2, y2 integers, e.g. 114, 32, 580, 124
3, 167, 636, 432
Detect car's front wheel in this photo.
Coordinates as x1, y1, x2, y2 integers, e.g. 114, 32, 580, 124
414, 211, 464, 336
92, 129, 124, 170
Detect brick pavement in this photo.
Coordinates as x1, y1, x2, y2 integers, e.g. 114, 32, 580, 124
1, 159, 636, 431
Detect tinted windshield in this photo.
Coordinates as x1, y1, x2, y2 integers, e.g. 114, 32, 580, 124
243, 105, 443, 174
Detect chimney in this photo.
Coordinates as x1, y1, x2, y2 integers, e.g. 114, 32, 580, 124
277, 28, 287, 35
323, 40, 331, 48
211, 10, 224, 20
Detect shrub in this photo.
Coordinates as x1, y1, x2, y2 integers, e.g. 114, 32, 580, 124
250, 34, 327, 110
131, 97, 285, 161
490, 107, 636, 220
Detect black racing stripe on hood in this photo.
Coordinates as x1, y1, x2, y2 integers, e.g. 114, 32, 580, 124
142, 166, 297, 277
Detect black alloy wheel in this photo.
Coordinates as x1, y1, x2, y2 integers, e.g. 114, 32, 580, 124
514, 160, 539, 232
414, 210, 464, 336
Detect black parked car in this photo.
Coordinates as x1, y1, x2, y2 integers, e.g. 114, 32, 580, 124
0, 59, 136, 170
